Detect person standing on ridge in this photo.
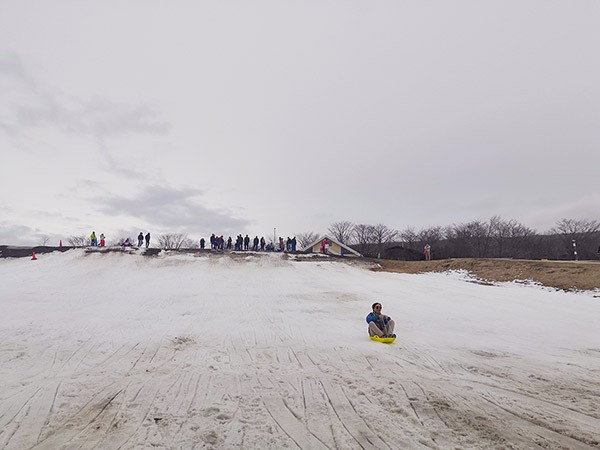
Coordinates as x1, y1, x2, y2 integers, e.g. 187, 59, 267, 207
99, 233, 105, 247
90, 231, 97, 246
137, 232, 144, 247
145, 232, 151, 248
424, 243, 431, 261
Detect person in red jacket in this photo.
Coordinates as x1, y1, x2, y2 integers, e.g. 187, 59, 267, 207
320, 238, 328, 253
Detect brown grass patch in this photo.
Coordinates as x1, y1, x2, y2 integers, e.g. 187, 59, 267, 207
370, 258, 600, 291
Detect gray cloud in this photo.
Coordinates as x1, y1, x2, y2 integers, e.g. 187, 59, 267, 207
0, 223, 35, 246
59, 99, 170, 137
93, 137, 155, 182
95, 185, 251, 235
0, 222, 62, 246
0, 52, 32, 85
0, 52, 169, 139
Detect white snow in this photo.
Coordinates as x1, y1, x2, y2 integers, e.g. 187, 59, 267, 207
1, 250, 599, 449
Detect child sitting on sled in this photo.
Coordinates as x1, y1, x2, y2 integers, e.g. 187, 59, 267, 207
366, 302, 396, 338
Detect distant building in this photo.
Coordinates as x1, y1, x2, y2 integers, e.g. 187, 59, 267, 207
382, 245, 423, 261
301, 235, 362, 257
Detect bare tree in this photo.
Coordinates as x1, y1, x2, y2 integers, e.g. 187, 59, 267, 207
551, 218, 600, 236
487, 216, 506, 257
399, 227, 418, 250
68, 235, 87, 247
370, 224, 397, 258
353, 224, 375, 253
158, 233, 194, 250
488, 216, 534, 258
417, 226, 443, 244
551, 218, 600, 259
297, 232, 320, 249
449, 220, 491, 257
327, 221, 354, 244
508, 222, 535, 258
38, 235, 50, 246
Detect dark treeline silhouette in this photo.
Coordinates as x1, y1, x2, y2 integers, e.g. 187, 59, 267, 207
321, 217, 600, 261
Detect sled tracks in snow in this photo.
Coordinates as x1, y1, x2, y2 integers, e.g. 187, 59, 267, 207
1, 336, 600, 449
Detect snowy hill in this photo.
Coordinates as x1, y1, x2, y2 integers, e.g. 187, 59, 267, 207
1, 250, 599, 449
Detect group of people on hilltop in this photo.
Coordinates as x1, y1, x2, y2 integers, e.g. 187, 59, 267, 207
286, 237, 297, 252
202, 234, 297, 252
137, 232, 151, 248
89, 231, 106, 247
89, 229, 301, 253
89, 231, 150, 248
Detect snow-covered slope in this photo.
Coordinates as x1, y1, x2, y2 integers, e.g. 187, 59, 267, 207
1, 250, 599, 449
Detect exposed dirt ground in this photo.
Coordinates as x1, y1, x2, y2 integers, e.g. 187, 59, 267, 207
370, 258, 600, 291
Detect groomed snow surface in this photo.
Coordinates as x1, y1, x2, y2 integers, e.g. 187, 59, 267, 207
1, 250, 599, 449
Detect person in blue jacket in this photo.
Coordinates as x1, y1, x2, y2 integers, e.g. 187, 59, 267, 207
366, 302, 395, 338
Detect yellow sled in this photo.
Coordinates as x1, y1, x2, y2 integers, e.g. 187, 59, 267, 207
370, 335, 396, 344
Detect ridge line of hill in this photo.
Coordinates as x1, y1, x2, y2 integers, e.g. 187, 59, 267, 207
2, 246, 599, 291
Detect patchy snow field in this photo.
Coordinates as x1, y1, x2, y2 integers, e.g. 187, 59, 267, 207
1, 250, 599, 449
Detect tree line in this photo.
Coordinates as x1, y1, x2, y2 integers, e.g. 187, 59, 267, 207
298, 217, 600, 261
63, 217, 599, 261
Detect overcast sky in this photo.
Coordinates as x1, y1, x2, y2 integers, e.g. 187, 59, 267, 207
1, 1, 599, 246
